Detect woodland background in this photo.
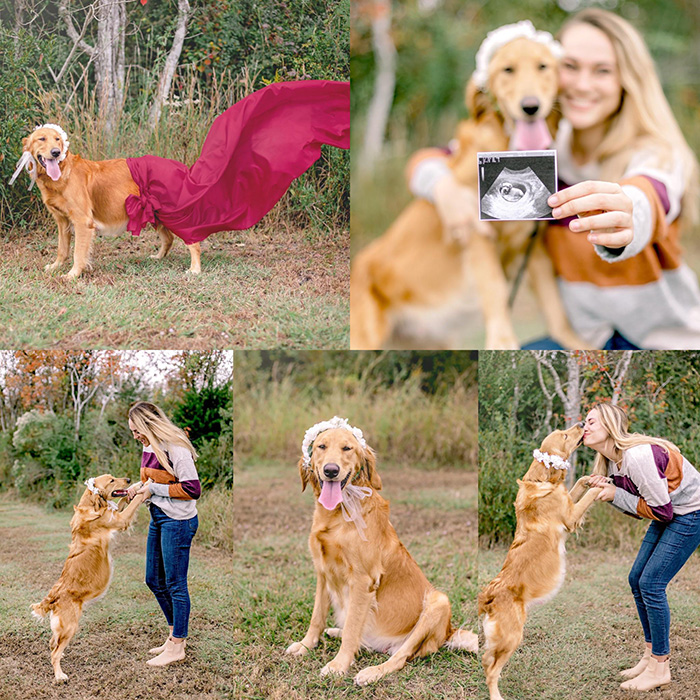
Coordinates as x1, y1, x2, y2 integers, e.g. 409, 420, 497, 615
0, 349, 232, 548
0, 0, 349, 233
479, 350, 700, 546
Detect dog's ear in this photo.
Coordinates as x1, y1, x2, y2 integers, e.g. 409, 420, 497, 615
466, 78, 493, 120
298, 457, 319, 494
362, 445, 382, 490
22, 136, 29, 151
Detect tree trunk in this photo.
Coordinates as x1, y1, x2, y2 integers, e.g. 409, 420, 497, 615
148, 0, 191, 128
358, 0, 396, 175
95, 0, 127, 133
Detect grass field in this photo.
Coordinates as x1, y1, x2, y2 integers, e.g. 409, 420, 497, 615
0, 222, 348, 349
233, 461, 480, 700
0, 501, 234, 700
478, 544, 700, 700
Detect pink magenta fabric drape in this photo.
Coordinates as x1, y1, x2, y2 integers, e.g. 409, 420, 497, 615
125, 80, 350, 244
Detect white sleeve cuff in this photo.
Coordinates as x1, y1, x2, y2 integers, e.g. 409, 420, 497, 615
594, 185, 653, 263
149, 483, 170, 498
409, 157, 452, 203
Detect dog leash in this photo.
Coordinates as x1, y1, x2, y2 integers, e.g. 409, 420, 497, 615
507, 224, 539, 309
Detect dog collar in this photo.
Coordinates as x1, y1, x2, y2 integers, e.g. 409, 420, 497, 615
472, 20, 563, 89
532, 449, 570, 470
301, 416, 367, 466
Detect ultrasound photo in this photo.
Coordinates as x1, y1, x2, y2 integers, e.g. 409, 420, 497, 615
478, 150, 557, 221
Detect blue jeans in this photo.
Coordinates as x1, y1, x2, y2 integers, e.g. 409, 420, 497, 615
628, 510, 700, 656
145, 504, 198, 639
522, 331, 640, 350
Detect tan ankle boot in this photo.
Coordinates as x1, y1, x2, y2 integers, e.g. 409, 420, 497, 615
146, 638, 186, 667
620, 657, 671, 691
620, 647, 652, 679
149, 636, 186, 655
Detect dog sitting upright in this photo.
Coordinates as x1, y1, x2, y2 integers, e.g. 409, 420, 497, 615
31, 475, 150, 682
286, 416, 478, 685
12, 124, 200, 278
478, 424, 603, 700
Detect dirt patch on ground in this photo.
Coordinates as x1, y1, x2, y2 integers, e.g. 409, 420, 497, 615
234, 463, 477, 545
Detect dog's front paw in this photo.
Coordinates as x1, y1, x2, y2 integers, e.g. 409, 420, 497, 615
324, 627, 342, 638
320, 658, 351, 678
45, 261, 63, 272
61, 268, 82, 280
285, 641, 310, 657
53, 672, 69, 683
354, 665, 384, 686
185, 268, 201, 276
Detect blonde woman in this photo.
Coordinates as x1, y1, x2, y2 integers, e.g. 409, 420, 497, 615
126, 401, 201, 667
409, 9, 700, 349
583, 403, 700, 691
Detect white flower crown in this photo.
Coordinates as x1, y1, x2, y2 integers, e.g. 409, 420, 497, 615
532, 449, 571, 471
301, 416, 367, 466
472, 20, 563, 89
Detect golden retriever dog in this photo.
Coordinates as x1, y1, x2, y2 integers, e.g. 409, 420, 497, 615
31, 474, 150, 682
478, 424, 603, 700
351, 30, 586, 350
286, 423, 478, 685
19, 126, 200, 278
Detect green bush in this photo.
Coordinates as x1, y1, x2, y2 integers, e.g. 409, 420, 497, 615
12, 409, 79, 504
0, 28, 54, 230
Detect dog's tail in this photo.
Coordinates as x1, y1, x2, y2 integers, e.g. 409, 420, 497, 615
444, 627, 479, 653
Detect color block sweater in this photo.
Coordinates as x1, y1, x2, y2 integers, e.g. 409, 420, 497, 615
544, 120, 700, 349
141, 444, 201, 520
606, 444, 700, 521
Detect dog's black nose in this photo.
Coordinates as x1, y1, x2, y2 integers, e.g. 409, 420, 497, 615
323, 463, 340, 479
521, 98, 540, 116
126, 478, 131, 484
576, 421, 584, 428
50, 148, 61, 158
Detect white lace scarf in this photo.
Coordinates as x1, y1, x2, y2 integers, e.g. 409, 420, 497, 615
532, 449, 571, 471
338, 483, 373, 541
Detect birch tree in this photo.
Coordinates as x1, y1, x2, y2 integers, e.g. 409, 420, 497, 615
358, 0, 396, 175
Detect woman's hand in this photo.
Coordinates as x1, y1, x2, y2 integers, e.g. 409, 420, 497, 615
595, 483, 617, 502
126, 485, 139, 502
548, 181, 634, 248
136, 483, 152, 499
588, 474, 611, 488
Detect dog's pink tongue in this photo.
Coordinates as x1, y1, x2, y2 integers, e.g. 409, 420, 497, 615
45, 159, 61, 181
319, 480, 343, 511
512, 120, 552, 151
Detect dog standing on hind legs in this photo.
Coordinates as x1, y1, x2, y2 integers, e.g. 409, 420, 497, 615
31, 475, 150, 682
479, 423, 603, 700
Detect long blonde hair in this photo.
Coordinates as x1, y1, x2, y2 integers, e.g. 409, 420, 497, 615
128, 401, 198, 475
589, 402, 679, 476
559, 8, 699, 231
